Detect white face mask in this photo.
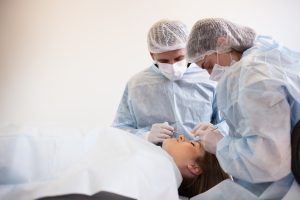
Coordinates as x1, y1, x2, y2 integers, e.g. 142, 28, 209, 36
156, 59, 188, 81
209, 53, 236, 82
209, 64, 228, 81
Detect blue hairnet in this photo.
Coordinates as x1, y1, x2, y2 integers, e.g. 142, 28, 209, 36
187, 18, 256, 62
147, 19, 188, 53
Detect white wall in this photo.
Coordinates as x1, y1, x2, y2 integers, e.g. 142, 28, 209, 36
1, 0, 300, 128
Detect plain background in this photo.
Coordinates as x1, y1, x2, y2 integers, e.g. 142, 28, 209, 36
0, 0, 300, 128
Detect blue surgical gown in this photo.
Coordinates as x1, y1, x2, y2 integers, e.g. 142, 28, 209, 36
113, 64, 227, 140
215, 36, 300, 199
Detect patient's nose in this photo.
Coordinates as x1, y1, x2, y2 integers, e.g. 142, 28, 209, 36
178, 135, 186, 142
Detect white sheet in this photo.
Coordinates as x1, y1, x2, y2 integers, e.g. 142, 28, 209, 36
0, 125, 182, 200
282, 180, 300, 200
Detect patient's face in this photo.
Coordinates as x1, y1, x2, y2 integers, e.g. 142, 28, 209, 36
162, 135, 205, 176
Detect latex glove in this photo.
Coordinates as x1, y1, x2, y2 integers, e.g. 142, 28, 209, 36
191, 122, 223, 154
191, 122, 216, 136
147, 122, 174, 144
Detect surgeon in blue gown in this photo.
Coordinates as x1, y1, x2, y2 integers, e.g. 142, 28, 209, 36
112, 19, 228, 144
187, 18, 300, 199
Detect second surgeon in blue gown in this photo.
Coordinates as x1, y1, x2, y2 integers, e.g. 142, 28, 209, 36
187, 18, 300, 199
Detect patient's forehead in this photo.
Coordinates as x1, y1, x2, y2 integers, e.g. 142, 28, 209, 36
162, 138, 204, 156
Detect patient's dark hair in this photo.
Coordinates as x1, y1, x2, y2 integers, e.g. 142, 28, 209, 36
178, 151, 229, 198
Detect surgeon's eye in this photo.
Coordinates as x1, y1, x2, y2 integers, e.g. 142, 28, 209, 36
190, 142, 195, 147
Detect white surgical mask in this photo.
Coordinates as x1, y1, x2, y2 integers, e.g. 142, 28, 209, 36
209, 53, 236, 82
209, 64, 228, 81
156, 59, 188, 81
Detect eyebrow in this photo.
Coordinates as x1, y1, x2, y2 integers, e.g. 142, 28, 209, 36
175, 55, 184, 60
157, 55, 185, 63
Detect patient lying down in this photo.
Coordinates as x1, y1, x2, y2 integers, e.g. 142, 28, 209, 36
162, 134, 229, 198
0, 126, 228, 199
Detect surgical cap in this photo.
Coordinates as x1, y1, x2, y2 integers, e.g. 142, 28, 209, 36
187, 18, 256, 63
147, 19, 188, 53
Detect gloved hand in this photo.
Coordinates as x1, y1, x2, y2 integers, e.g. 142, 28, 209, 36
147, 122, 174, 144
191, 122, 223, 154
191, 122, 216, 136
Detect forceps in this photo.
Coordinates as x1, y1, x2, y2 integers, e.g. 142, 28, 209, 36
171, 130, 181, 139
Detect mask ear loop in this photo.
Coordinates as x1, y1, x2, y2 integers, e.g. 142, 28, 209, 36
229, 51, 235, 66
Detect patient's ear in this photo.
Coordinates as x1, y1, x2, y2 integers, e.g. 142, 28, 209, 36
187, 163, 203, 176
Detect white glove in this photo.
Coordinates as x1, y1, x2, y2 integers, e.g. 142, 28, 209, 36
191, 122, 223, 154
147, 122, 174, 144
